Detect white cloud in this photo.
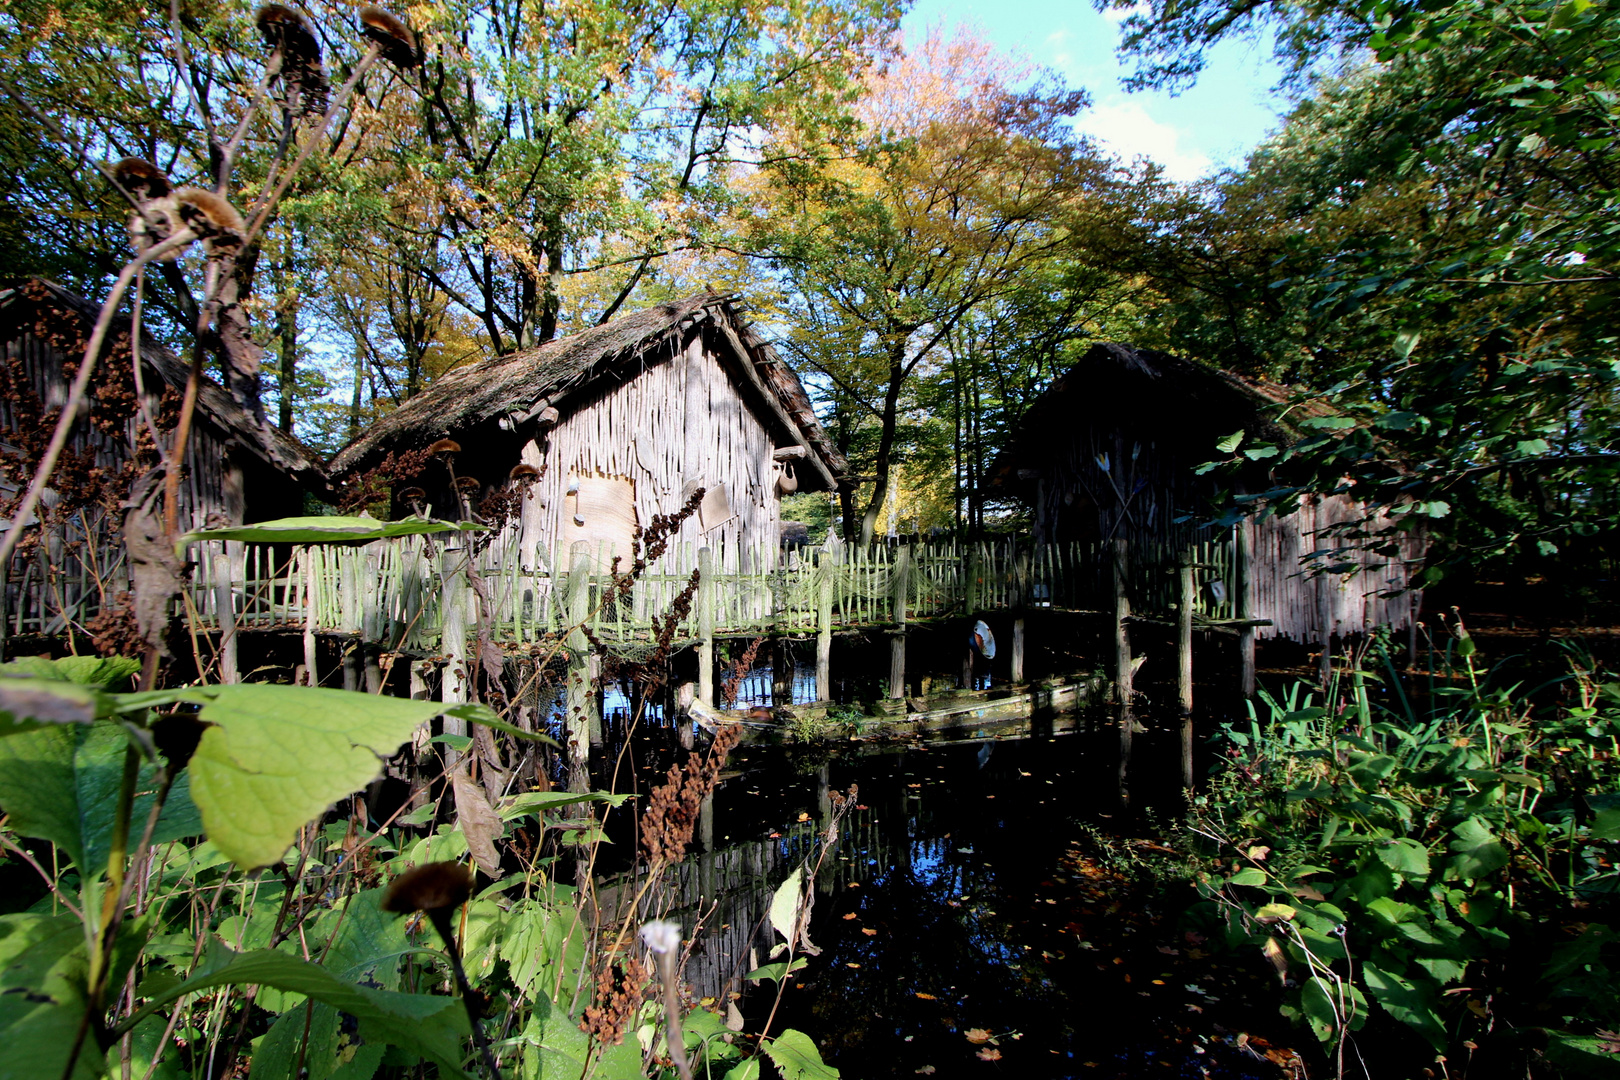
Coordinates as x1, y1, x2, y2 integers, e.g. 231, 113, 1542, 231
1099, 2, 1152, 24
1076, 100, 1213, 182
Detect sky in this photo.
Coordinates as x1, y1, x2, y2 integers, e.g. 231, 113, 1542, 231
902, 0, 1290, 181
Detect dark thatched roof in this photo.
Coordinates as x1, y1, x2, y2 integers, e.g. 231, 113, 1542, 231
990, 342, 1328, 486
329, 294, 846, 486
0, 279, 328, 488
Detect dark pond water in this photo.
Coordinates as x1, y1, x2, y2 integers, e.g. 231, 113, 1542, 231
608, 725, 1290, 1079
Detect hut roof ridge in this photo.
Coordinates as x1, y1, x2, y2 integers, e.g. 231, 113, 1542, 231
329, 293, 846, 479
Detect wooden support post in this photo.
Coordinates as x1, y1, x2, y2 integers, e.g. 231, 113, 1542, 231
439, 544, 469, 769
1178, 553, 1195, 796
963, 546, 982, 689
1011, 617, 1026, 685
212, 543, 239, 684
1234, 515, 1255, 698
815, 549, 835, 702
1113, 536, 1134, 806
565, 542, 595, 790
301, 549, 319, 688
408, 660, 432, 811
889, 545, 910, 700
697, 546, 715, 708
772, 636, 792, 708
1011, 548, 1030, 685
1318, 569, 1334, 690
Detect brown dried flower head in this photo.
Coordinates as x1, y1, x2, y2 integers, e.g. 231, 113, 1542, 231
359, 6, 420, 68
508, 463, 539, 483
112, 158, 172, 200
427, 437, 461, 455
382, 860, 473, 913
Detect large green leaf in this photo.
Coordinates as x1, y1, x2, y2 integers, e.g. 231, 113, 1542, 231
0, 913, 100, 1080
122, 945, 473, 1078
0, 720, 201, 874
499, 790, 635, 821
184, 685, 463, 869
181, 516, 484, 547
1449, 816, 1510, 881
1362, 962, 1447, 1050
1, 655, 142, 688
761, 1030, 839, 1080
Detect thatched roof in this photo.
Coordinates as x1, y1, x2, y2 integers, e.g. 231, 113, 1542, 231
991, 342, 1328, 485
329, 294, 846, 486
0, 279, 328, 489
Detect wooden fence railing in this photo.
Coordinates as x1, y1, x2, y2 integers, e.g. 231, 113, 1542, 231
0, 529, 1243, 650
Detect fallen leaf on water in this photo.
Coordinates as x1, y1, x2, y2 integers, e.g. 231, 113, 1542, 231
862, 928, 878, 936
846, 962, 861, 969
1155, 946, 1179, 955
797, 812, 811, 822
842, 913, 859, 920
965, 1029, 992, 1045
914, 1067, 936, 1075
976, 1048, 1002, 1062
915, 992, 938, 1000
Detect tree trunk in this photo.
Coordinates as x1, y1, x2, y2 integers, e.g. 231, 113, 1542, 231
858, 344, 908, 546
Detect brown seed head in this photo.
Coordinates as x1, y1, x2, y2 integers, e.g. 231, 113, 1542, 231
399, 486, 427, 504
112, 158, 172, 201
455, 475, 482, 493
427, 437, 460, 455
382, 860, 473, 913
255, 4, 319, 57
359, 6, 419, 68
508, 463, 539, 482
173, 187, 246, 241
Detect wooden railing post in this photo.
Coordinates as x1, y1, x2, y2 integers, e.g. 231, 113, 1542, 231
1235, 515, 1256, 698
1178, 551, 1195, 795
300, 548, 318, 687
815, 548, 835, 702
889, 545, 910, 700
565, 541, 596, 789
1114, 536, 1134, 806
439, 542, 469, 769
697, 546, 715, 708
212, 542, 238, 683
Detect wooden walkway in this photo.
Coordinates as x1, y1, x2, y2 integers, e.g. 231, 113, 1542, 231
163, 532, 1243, 652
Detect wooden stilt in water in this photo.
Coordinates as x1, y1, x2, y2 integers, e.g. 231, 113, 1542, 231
1113, 536, 1133, 807
771, 636, 792, 708
1234, 514, 1255, 698
815, 549, 834, 701
564, 541, 595, 791
889, 545, 910, 700
697, 546, 715, 708
1011, 617, 1026, 685
1178, 553, 1195, 796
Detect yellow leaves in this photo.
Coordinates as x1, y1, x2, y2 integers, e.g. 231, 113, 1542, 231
964, 1029, 992, 1044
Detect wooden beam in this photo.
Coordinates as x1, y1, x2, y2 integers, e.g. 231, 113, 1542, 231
1114, 536, 1133, 807
697, 546, 715, 707
713, 321, 838, 490
1178, 553, 1195, 796
890, 545, 910, 700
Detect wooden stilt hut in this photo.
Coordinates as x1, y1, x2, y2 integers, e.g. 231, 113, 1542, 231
329, 294, 847, 573
992, 343, 1425, 643
0, 278, 329, 638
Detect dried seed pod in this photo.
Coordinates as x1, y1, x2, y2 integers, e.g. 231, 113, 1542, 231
256, 4, 329, 116
382, 860, 473, 914
359, 6, 419, 68
399, 485, 427, 504
454, 475, 482, 493
427, 437, 461, 455
112, 157, 172, 200
508, 463, 539, 483
172, 187, 246, 255
113, 159, 186, 260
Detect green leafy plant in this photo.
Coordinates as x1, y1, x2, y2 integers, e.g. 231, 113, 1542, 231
1188, 629, 1620, 1076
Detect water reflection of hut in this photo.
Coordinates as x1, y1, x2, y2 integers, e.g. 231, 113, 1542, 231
330, 295, 846, 572
992, 343, 1423, 643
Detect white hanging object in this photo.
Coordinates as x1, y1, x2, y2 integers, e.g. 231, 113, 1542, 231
971, 619, 996, 659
